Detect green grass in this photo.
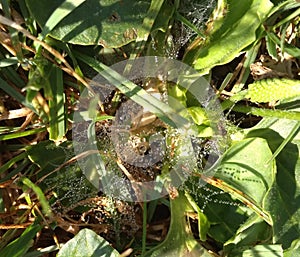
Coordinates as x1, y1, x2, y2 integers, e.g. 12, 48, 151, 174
0, 0, 299, 256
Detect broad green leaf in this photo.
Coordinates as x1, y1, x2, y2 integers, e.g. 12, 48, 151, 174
26, 140, 72, 177
39, 0, 86, 39
179, 107, 213, 137
245, 78, 300, 103
144, 192, 214, 257
246, 118, 300, 249
26, 141, 67, 168
284, 239, 300, 257
224, 214, 272, 252
228, 244, 283, 257
26, 0, 150, 47
180, 107, 210, 126
57, 228, 120, 257
0, 223, 42, 257
187, 181, 248, 243
193, 0, 273, 75
215, 137, 275, 206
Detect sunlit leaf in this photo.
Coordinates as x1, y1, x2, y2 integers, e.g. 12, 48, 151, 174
245, 78, 300, 103
246, 118, 300, 249
26, 0, 150, 47
57, 228, 120, 257
144, 192, 214, 257
192, 0, 273, 74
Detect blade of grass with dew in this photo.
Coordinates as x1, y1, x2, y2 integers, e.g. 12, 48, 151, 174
175, 12, 205, 39
74, 51, 190, 129
39, 0, 86, 39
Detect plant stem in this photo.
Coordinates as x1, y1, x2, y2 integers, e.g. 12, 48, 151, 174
142, 200, 147, 256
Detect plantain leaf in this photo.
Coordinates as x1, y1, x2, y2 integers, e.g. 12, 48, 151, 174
193, 0, 273, 75
26, 0, 150, 47
215, 137, 275, 206
246, 118, 300, 249
245, 78, 300, 103
57, 228, 120, 257
39, 0, 86, 39
228, 244, 283, 257
144, 192, 214, 257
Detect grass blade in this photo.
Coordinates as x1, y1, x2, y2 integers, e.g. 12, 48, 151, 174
0, 152, 27, 175
40, 0, 86, 39
45, 64, 66, 141
21, 177, 53, 217
0, 77, 35, 112
0, 57, 19, 67
127, 0, 165, 62
0, 222, 42, 257
0, 127, 46, 141
75, 51, 190, 129
267, 122, 300, 163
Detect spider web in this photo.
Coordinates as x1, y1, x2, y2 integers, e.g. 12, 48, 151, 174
169, 0, 217, 58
